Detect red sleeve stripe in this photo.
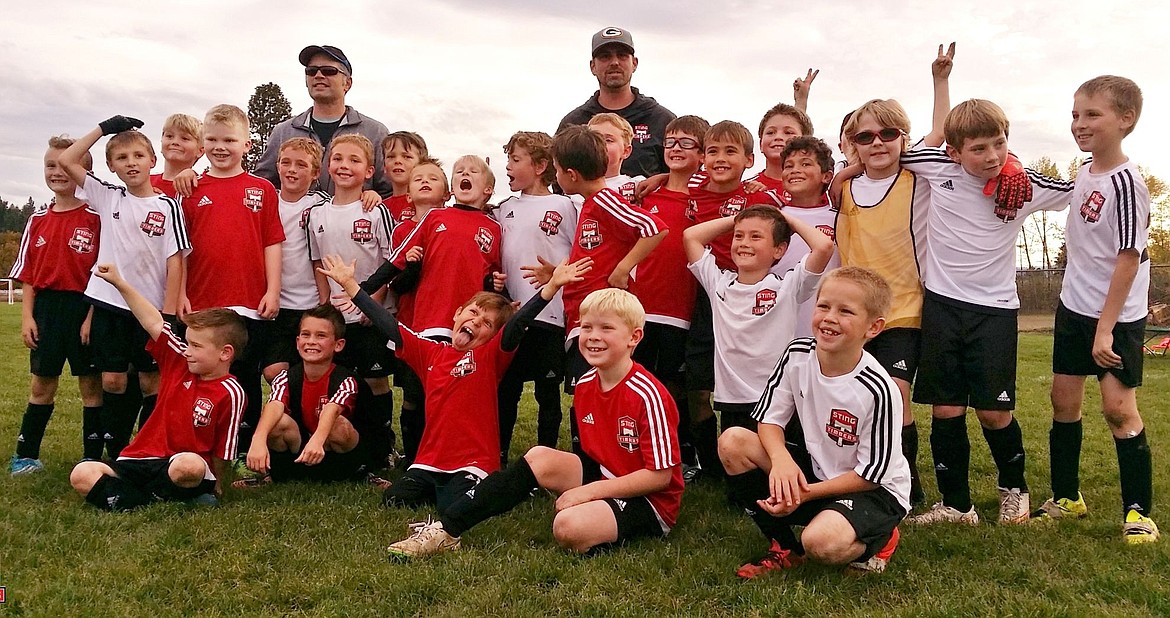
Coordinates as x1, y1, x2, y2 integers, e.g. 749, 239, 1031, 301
269, 370, 288, 403
595, 189, 661, 237
331, 376, 359, 409
8, 211, 44, 280
627, 371, 676, 469
221, 378, 247, 460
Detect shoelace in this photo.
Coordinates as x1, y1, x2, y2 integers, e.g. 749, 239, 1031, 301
1002, 492, 1024, 516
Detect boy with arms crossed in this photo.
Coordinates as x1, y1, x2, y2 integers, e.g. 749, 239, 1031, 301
1032, 76, 1157, 542
720, 267, 910, 577
9, 137, 103, 474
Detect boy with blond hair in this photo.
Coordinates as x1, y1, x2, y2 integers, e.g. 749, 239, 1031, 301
150, 113, 203, 199
1032, 76, 1157, 543
720, 267, 911, 577
587, 113, 646, 202
382, 131, 429, 224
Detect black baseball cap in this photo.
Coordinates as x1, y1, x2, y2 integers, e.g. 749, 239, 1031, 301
591, 27, 635, 56
299, 45, 353, 75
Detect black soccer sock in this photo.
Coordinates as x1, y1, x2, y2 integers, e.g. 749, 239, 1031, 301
137, 394, 158, 431
930, 415, 972, 512
400, 401, 424, 464
693, 415, 723, 478
534, 377, 563, 450
100, 391, 131, 459
902, 421, 924, 504
1049, 419, 1083, 501
82, 405, 104, 461
15, 403, 54, 459
441, 456, 539, 538
1115, 429, 1153, 517
726, 468, 799, 551
568, 405, 584, 457
371, 391, 396, 460
235, 371, 263, 453
983, 417, 1028, 492
497, 373, 523, 463
85, 474, 153, 512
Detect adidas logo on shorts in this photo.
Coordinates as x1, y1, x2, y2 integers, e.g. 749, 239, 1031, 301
545, 370, 557, 378
582, 413, 595, 425
371, 363, 383, 371
837, 499, 854, 510
997, 391, 1011, 402
614, 499, 627, 511
893, 360, 908, 371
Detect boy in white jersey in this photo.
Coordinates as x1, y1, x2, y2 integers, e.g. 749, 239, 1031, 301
1031, 76, 1157, 543
307, 134, 397, 455
59, 116, 189, 459
684, 205, 832, 432
901, 100, 1072, 526
588, 113, 646, 203
496, 131, 577, 462
720, 267, 910, 577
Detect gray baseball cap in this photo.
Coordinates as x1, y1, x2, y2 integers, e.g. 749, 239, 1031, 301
591, 27, 635, 56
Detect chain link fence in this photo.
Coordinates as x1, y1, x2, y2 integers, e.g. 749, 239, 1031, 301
1017, 264, 1170, 318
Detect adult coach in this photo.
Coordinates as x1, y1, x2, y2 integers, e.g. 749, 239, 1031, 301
255, 45, 392, 196
558, 27, 676, 178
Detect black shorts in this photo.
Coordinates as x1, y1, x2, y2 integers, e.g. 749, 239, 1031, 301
89, 305, 157, 374
383, 467, 481, 514
262, 308, 308, 369
1053, 302, 1144, 388
268, 436, 370, 483
506, 322, 566, 383
581, 452, 668, 540
337, 323, 394, 378
684, 288, 715, 391
865, 327, 921, 383
232, 317, 273, 375
394, 358, 425, 404
913, 293, 1017, 410
632, 322, 687, 386
564, 336, 590, 395
85, 456, 216, 511
29, 289, 96, 377
714, 401, 758, 433
779, 488, 905, 561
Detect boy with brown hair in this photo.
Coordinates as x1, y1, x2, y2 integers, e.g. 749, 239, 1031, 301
381, 131, 429, 223
70, 263, 246, 511
150, 113, 203, 199
754, 103, 816, 191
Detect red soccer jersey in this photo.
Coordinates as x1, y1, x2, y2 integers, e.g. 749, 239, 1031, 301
119, 325, 245, 466
269, 364, 358, 433
150, 174, 177, 200
384, 194, 415, 224
562, 188, 665, 338
689, 185, 783, 270
747, 171, 786, 193
628, 187, 696, 328
9, 204, 100, 292
389, 205, 501, 339
574, 363, 683, 531
398, 326, 514, 477
182, 172, 285, 316
389, 218, 419, 328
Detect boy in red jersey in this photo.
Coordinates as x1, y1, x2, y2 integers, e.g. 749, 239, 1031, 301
9, 137, 103, 474
381, 131, 429, 224
180, 104, 285, 451
70, 263, 247, 511
752, 104, 815, 192
383, 288, 682, 559
150, 114, 203, 199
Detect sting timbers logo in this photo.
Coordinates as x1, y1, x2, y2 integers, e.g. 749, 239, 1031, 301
193, 397, 214, 428
826, 408, 859, 447
685, 199, 698, 221
140, 211, 166, 237
753, 289, 777, 316
476, 227, 495, 253
399, 204, 416, 221
634, 124, 651, 144
618, 181, 636, 202
69, 227, 96, 254
579, 219, 603, 250
451, 352, 477, 377
1080, 190, 1105, 223
299, 208, 312, 230
719, 195, 747, 218
244, 187, 265, 212
351, 219, 374, 243
617, 415, 640, 452
540, 210, 563, 236
816, 224, 836, 241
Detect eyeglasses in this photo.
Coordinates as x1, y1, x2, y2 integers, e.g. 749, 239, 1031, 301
663, 137, 700, 150
851, 128, 905, 145
305, 65, 347, 77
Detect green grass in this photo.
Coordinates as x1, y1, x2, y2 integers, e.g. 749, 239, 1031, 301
2, 301, 1169, 616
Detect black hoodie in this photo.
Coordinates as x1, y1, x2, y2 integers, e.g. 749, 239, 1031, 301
558, 87, 676, 179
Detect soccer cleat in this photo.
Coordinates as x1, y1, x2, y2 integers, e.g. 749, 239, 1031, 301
10, 455, 45, 476
682, 462, 703, 484
849, 527, 899, 573
735, 539, 805, 579
387, 521, 460, 560
366, 472, 394, 491
997, 487, 1030, 524
1123, 510, 1160, 544
1030, 493, 1088, 520
907, 502, 980, 526
230, 475, 272, 489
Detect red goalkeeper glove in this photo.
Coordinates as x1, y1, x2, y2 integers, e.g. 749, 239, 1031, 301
984, 153, 1032, 222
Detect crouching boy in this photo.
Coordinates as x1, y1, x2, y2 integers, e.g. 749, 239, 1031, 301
719, 267, 911, 577
70, 264, 246, 511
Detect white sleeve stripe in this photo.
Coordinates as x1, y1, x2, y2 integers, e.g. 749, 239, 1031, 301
387, 208, 435, 262
1112, 169, 1139, 249
161, 323, 187, 356
627, 372, 674, 468
857, 367, 895, 482
9, 212, 41, 279
269, 370, 288, 403
331, 376, 359, 406
753, 338, 815, 421
595, 190, 660, 236
222, 378, 247, 460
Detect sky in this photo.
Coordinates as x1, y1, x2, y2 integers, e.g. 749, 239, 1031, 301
2, 0, 1168, 206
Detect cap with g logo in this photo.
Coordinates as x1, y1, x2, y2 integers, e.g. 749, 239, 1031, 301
299, 45, 353, 75
591, 27, 635, 56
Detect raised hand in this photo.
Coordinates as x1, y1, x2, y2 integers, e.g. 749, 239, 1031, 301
793, 68, 819, 108
932, 42, 956, 80
316, 254, 358, 288
549, 257, 593, 290
99, 115, 144, 136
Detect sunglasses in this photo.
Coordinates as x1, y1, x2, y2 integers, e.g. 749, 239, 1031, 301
305, 65, 347, 77
663, 137, 700, 150
851, 128, 905, 145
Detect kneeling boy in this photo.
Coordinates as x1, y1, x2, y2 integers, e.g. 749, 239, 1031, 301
70, 264, 247, 511
719, 267, 910, 577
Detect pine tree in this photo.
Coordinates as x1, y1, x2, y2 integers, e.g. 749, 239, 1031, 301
244, 82, 293, 172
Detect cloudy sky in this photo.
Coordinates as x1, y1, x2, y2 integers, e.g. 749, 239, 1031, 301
2, 0, 1167, 205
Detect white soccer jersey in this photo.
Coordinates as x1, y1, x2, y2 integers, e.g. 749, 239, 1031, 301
753, 338, 911, 511
306, 198, 393, 324
688, 249, 820, 405
279, 191, 328, 310
606, 174, 645, 204
900, 148, 1072, 310
496, 193, 578, 327
80, 174, 189, 311
1060, 160, 1151, 322
770, 203, 840, 338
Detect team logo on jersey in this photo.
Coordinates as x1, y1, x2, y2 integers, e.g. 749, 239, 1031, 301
400, 205, 416, 221
450, 352, 477, 377
617, 415, 640, 452
816, 224, 836, 241
140, 211, 166, 237
826, 408, 859, 447
685, 199, 698, 221
1080, 190, 1105, 223
192, 397, 214, 428
476, 227, 495, 253
299, 208, 312, 230
315, 395, 329, 417
68, 227, 95, 254
579, 219, 603, 250
618, 181, 636, 201
633, 124, 651, 144
243, 187, 265, 212
351, 219, 374, 243
719, 195, 748, 217
752, 289, 777, 316
539, 211, 563, 236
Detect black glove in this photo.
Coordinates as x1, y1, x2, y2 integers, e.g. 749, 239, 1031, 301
99, 115, 144, 136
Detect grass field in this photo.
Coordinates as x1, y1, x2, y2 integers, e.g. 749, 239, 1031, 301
2, 302, 1169, 617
